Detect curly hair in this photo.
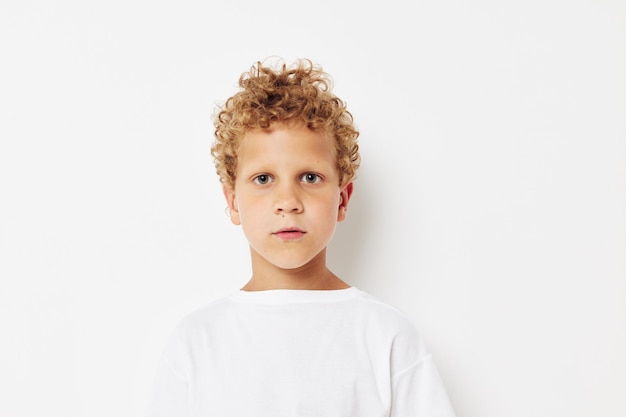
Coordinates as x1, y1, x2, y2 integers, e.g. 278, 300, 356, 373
211, 58, 360, 189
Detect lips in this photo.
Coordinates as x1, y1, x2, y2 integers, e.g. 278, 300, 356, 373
273, 227, 306, 240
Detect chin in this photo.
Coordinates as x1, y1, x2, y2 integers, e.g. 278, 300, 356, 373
265, 254, 319, 271
253, 246, 326, 271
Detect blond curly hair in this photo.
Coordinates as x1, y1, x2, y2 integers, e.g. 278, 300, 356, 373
211, 58, 360, 189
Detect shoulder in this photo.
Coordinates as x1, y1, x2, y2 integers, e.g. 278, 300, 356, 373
173, 293, 238, 333
351, 289, 431, 371
157, 294, 236, 370
161, 293, 238, 349
352, 289, 420, 331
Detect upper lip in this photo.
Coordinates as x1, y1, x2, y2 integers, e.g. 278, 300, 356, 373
273, 227, 305, 234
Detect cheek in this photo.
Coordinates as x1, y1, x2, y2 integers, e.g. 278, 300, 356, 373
237, 197, 267, 224
316, 193, 341, 217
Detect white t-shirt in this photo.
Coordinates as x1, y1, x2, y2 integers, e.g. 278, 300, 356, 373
144, 287, 456, 417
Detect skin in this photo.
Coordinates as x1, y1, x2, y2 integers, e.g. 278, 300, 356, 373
223, 122, 354, 291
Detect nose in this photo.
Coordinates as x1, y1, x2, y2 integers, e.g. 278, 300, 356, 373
273, 182, 303, 215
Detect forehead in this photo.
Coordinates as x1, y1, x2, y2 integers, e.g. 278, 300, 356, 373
238, 123, 336, 165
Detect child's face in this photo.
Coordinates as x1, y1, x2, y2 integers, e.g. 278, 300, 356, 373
223, 122, 352, 271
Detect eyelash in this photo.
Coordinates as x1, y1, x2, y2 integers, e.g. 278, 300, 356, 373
301, 173, 322, 184
251, 173, 322, 185
253, 174, 272, 185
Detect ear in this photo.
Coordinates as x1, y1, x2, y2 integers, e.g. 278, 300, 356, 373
337, 181, 354, 222
222, 185, 241, 225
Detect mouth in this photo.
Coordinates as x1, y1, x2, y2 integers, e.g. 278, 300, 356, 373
273, 227, 306, 240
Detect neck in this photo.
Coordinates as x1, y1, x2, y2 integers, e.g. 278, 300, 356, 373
242, 248, 349, 291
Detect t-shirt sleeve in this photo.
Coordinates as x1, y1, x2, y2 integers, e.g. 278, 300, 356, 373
390, 354, 457, 417
385, 311, 457, 417
143, 325, 191, 417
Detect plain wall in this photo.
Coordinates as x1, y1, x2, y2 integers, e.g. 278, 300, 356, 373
0, 1, 624, 416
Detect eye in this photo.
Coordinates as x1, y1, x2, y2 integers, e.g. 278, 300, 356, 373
301, 173, 322, 184
253, 174, 272, 185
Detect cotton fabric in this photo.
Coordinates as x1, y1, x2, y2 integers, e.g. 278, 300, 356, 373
145, 287, 456, 417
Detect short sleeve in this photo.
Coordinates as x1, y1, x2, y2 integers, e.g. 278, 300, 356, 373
144, 325, 191, 417
144, 356, 189, 417
390, 354, 457, 417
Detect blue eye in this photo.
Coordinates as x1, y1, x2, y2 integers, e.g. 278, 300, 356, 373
253, 174, 272, 185
301, 173, 321, 184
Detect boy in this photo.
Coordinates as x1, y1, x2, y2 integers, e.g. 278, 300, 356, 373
145, 58, 456, 416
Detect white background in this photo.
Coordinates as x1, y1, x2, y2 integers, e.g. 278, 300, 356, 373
1, 1, 624, 416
